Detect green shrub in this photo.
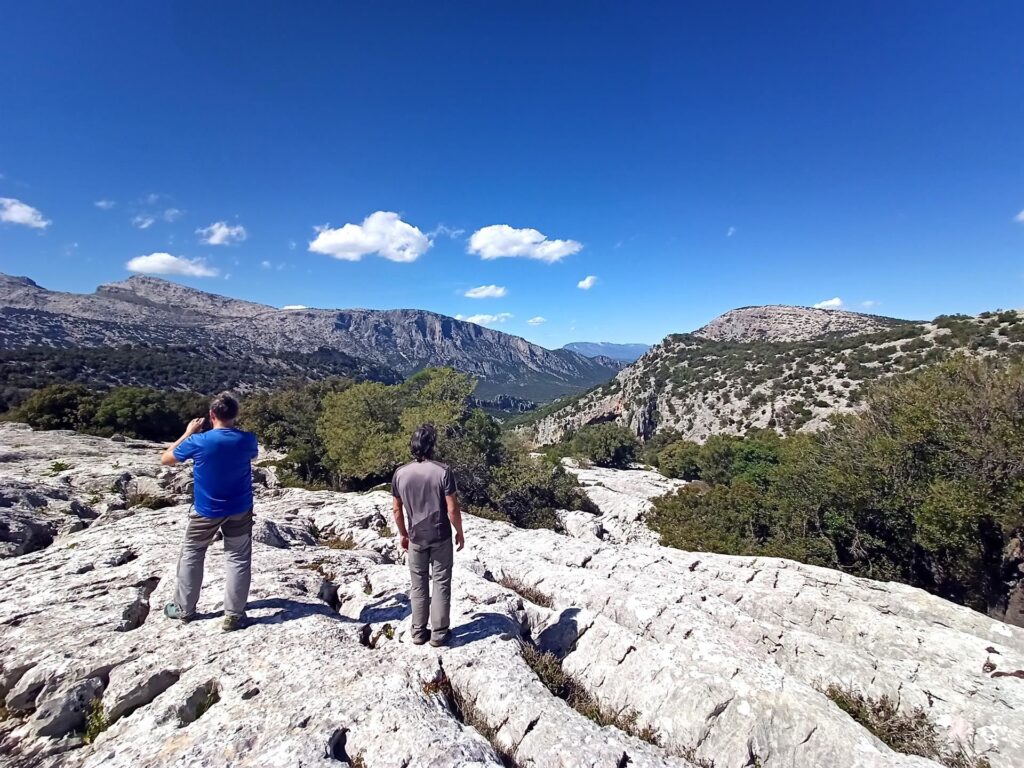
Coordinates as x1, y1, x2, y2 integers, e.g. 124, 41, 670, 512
657, 440, 701, 480
649, 355, 1024, 614
16, 383, 99, 431
563, 423, 640, 468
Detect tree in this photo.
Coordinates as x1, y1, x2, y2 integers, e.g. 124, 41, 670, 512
15, 384, 99, 431
657, 440, 701, 480
318, 381, 406, 484
243, 379, 351, 484
317, 368, 476, 486
92, 387, 186, 441
568, 423, 640, 468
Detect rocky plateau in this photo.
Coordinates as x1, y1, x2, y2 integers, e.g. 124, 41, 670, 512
0, 424, 1022, 767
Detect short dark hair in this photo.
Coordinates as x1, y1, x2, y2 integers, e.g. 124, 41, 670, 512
410, 424, 437, 461
210, 392, 239, 422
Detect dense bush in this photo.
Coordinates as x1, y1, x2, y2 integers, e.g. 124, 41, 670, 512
241, 379, 353, 487
13, 383, 208, 441
650, 355, 1024, 614
313, 367, 593, 525
549, 422, 640, 468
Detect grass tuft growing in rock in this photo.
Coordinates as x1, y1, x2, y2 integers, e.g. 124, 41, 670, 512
48, 460, 72, 475
498, 575, 553, 608
825, 685, 991, 768
126, 493, 175, 510
521, 645, 642, 735
422, 670, 521, 768
83, 698, 108, 744
325, 534, 356, 550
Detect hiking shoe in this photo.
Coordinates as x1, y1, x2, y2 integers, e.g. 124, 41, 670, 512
411, 632, 429, 646
163, 603, 192, 622
430, 630, 451, 648
222, 614, 246, 632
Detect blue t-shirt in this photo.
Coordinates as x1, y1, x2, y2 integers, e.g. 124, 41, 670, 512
173, 428, 259, 518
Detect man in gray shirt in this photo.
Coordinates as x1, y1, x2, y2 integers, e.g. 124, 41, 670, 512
392, 424, 464, 647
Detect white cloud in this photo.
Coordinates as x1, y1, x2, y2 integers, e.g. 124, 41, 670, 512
468, 224, 582, 262
94, 199, 116, 210
260, 260, 272, 269
144, 193, 161, 205
1015, 209, 1024, 223
527, 316, 546, 326
162, 208, 183, 222
455, 312, 513, 326
125, 252, 218, 278
813, 297, 844, 310
726, 226, 736, 238
0, 197, 51, 229
197, 221, 247, 245
464, 284, 507, 299
309, 211, 430, 263
861, 300, 880, 309
132, 215, 156, 230
577, 275, 597, 290
282, 304, 308, 310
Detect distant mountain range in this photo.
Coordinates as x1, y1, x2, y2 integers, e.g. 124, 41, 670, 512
562, 341, 651, 362
524, 305, 1024, 444
0, 273, 620, 403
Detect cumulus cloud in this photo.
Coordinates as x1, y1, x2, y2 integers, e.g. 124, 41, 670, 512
162, 208, 183, 222
861, 300, 880, 309
577, 275, 597, 290
94, 199, 116, 210
527, 316, 546, 326
132, 215, 155, 230
1015, 210, 1024, 223
464, 284, 507, 299
455, 312, 513, 326
813, 297, 844, 310
282, 304, 308, 310
197, 221, 247, 245
0, 198, 51, 229
468, 224, 582, 263
125, 252, 219, 278
309, 211, 430, 263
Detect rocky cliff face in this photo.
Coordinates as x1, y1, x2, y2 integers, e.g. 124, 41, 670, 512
0, 274, 618, 401
694, 305, 908, 343
1, 424, 1022, 767
525, 308, 1024, 445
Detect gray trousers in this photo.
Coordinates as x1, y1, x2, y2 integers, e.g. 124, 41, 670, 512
174, 508, 253, 618
407, 536, 453, 641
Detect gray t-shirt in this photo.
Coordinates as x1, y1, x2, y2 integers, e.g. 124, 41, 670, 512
392, 460, 457, 545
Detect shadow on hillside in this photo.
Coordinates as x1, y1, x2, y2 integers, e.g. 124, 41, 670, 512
245, 597, 355, 625
448, 611, 523, 648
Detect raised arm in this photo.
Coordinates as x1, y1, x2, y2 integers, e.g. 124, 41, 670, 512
161, 418, 205, 466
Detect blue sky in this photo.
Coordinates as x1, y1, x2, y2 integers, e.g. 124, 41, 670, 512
1, 2, 1022, 348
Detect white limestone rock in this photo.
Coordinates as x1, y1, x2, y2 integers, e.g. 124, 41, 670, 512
0, 423, 1021, 768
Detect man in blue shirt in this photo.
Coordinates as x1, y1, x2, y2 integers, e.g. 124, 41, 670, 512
160, 392, 259, 631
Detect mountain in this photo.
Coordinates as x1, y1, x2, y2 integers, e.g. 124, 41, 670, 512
2, 423, 1021, 767
523, 306, 1024, 444
562, 341, 651, 362
0, 274, 619, 401
694, 304, 907, 342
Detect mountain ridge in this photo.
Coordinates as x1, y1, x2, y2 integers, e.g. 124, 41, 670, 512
0, 273, 619, 401
562, 341, 651, 362
523, 306, 1024, 444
